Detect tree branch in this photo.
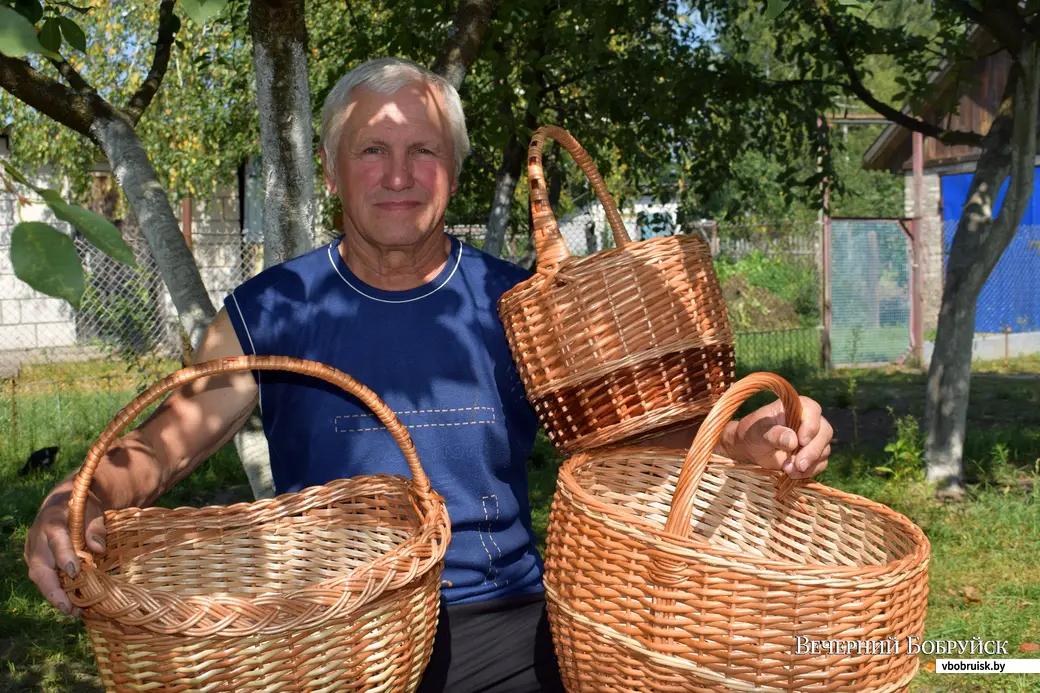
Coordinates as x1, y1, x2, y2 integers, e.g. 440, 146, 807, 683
431, 0, 494, 90
0, 53, 104, 140
820, 13, 984, 148
46, 56, 93, 92
125, 0, 178, 124
542, 64, 615, 99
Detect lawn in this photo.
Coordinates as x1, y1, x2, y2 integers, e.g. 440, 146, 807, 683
1, 357, 1039, 692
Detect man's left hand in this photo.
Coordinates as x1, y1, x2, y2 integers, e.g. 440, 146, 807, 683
720, 396, 833, 480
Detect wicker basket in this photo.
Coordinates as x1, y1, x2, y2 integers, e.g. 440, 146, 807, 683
543, 372, 930, 692
497, 125, 735, 454
62, 355, 450, 693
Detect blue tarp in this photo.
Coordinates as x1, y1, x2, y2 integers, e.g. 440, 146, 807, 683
940, 171, 1040, 333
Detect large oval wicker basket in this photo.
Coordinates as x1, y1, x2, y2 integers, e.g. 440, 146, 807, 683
62, 355, 450, 693
543, 372, 930, 692
497, 125, 735, 454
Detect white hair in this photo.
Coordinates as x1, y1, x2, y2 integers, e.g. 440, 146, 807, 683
320, 57, 471, 180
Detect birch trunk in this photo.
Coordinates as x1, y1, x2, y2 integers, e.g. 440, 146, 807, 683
925, 45, 1040, 493
91, 114, 215, 349
249, 0, 316, 268
483, 135, 525, 259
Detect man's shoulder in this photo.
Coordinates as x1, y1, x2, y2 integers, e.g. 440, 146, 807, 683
232, 239, 338, 304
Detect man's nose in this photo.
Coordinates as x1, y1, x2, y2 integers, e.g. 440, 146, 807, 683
383, 151, 414, 191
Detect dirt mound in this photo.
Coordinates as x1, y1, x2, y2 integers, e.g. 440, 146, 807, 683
722, 275, 803, 331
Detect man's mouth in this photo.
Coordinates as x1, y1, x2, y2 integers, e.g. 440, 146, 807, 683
375, 200, 422, 211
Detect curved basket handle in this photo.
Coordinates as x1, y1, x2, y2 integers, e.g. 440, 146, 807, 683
528, 125, 631, 272
68, 355, 431, 556
663, 372, 804, 538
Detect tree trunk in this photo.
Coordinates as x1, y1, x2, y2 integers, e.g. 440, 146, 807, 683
431, 0, 494, 90
483, 134, 525, 258
249, 0, 316, 268
90, 114, 216, 350
925, 45, 1040, 493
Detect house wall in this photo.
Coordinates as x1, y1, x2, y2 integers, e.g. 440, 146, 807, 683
903, 172, 944, 333
0, 156, 79, 363
0, 147, 247, 372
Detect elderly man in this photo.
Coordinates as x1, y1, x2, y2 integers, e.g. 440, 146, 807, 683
25, 58, 833, 692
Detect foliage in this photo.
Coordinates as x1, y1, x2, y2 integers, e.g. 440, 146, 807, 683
1, 159, 135, 307
0, 0, 252, 204
714, 250, 818, 321
879, 408, 925, 481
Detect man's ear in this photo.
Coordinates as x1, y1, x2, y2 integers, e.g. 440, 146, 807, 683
450, 176, 458, 196
319, 148, 337, 194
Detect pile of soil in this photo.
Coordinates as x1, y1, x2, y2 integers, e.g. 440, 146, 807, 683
722, 275, 803, 331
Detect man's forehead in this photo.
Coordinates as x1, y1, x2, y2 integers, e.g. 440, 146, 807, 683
343, 84, 448, 135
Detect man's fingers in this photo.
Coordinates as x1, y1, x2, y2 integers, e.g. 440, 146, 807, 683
796, 396, 822, 446
27, 562, 72, 615
85, 513, 108, 554
43, 524, 79, 580
762, 424, 798, 453
788, 422, 834, 479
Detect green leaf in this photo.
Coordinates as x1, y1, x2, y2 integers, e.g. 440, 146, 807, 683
53, 1, 92, 14
178, 0, 229, 26
0, 160, 33, 188
0, 6, 54, 58
14, 0, 44, 24
765, 0, 789, 20
10, 222, 85, 309
43, 196, 136, 266
58, 17, 86, 53
38, 19, 62, 54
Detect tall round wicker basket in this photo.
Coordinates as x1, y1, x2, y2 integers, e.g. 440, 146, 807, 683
497, 125, 735, 454
62, 355, 450, 693
543, 372, 931, 692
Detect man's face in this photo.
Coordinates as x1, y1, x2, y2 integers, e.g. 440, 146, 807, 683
324, 82, 457, 249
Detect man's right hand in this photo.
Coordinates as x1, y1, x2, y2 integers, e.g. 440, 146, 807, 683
22, 307, 259, 616
24, 487, 108, 617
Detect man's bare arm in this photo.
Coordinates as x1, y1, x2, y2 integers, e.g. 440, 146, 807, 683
25, 307, 259, 615
87, 307, 259, 508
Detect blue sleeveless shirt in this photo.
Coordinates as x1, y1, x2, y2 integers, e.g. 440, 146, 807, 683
224, 235, 544, 605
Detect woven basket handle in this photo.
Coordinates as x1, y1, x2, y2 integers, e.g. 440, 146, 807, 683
528, 125, 631, 271
663, 372, 805, 538
68, 355, 431, 555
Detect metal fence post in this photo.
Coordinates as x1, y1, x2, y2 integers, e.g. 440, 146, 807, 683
821, 215, 832, 372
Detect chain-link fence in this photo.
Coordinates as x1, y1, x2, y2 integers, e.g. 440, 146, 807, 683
827, 219, 912, 367
945, 221, 1040, 334
0, 212, 266, 467
2, 202, 827, 462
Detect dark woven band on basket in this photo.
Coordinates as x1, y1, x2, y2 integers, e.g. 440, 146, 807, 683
498, 125, 737, 454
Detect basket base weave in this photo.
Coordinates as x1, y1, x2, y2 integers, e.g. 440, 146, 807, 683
85, 572, 440, 693
547, 595, 916, 693
543, 450, 930, 693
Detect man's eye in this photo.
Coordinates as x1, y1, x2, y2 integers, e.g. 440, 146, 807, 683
363, 147, 382, 155
415, 148, 434, 155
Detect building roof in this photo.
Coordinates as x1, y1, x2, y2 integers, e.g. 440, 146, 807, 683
862, 26, 994, 171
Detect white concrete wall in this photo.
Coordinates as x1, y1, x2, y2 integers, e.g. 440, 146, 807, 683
923, 330, 1040, 366
0, 156, 79, 354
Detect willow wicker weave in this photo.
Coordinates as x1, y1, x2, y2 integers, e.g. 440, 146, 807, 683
543, 372, 930, 693
497, 125, 735, 455
62, 355, 450, 693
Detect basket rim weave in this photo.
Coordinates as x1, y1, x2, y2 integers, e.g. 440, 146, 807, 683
63, 355, 450, 637
558, 450, 931, 580
554, 371, 930, 578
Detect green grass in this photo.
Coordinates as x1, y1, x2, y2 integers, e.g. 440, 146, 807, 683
2, 360, 1039, 691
